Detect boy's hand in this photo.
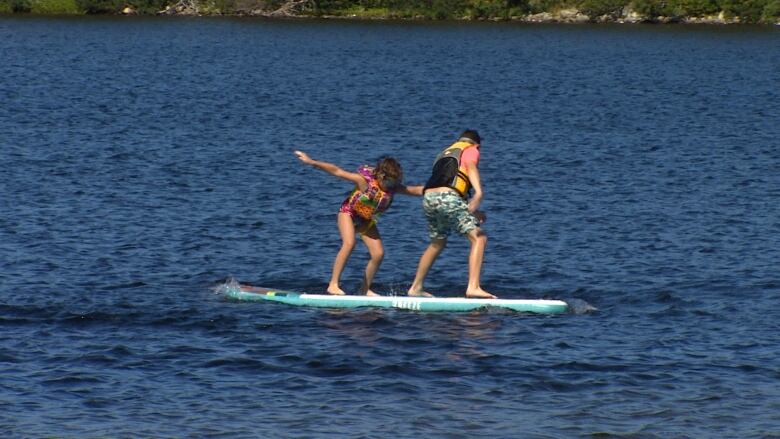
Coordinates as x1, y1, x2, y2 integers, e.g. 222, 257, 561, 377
468, 198, 481, 214
473, 210, 487, 224
294, 150, 313, 164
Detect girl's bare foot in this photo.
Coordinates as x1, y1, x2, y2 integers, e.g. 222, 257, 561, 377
466, 288, 496, 299
327, 284, 347, 295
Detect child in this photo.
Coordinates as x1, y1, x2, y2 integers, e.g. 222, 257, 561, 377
294, 150, 423, 296
407, 130, 496, 299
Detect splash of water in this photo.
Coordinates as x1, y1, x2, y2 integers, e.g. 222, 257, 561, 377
212, 277, 240, 295
564, 298, 598, 315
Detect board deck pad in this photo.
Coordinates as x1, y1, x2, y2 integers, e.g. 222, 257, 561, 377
223, 284, 568, 314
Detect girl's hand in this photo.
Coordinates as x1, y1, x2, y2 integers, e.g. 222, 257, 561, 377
397, 185, 424, 196
294, 150, 313, 165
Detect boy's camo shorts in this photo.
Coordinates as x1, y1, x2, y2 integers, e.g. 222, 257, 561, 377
422, 191, 479, 240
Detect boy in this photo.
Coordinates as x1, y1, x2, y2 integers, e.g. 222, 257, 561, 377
407, 130, 495, 299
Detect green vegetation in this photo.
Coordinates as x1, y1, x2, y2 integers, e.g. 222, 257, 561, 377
1, 0, 81, 13
764, 0, 780, 20
579, 0, 627, 18
1, 0, 778, 23
31, 0, 81, 13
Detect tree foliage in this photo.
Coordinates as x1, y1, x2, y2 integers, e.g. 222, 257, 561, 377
75, 0, 122, 13
30, 0, 81, 13
763, 0, 780, 19
579, 0, 625, 17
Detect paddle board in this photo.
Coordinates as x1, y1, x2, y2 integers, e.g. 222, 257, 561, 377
223, 284, 568, 314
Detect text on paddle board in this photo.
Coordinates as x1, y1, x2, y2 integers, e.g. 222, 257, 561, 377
391, 298, 421, 311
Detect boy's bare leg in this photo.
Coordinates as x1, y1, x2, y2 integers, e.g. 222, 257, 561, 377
328, 213, 355, 295
465, 228, 495, 299
408, 238, 447, 297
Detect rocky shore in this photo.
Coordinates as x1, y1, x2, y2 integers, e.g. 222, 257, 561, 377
517, 8, 744, 24
141, 4, 775, 25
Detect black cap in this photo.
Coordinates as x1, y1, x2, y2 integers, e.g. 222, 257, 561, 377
459, 129, 481, 144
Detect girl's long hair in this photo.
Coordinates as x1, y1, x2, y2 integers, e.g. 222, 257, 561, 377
374, 157, 402, 181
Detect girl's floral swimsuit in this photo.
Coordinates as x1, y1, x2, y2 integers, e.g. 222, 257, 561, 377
339, 165, 394, 233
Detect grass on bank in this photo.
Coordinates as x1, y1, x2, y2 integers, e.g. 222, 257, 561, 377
2, 0, 80, 13
0, 0, 167, 13
0, 0, 778, 22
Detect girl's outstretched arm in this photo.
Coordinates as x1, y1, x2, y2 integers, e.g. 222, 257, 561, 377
294, 150, 367, 191
396, 185, 424, 196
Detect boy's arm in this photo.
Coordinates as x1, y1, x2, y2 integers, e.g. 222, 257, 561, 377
465, 162, 483, 213
294, 150, 367, 191
396, 185, 424, 196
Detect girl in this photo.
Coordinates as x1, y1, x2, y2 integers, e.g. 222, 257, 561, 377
294, 150, 423, 296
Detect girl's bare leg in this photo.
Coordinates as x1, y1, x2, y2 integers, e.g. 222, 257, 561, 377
359, 225, 384, 296
328, 213, 356, 295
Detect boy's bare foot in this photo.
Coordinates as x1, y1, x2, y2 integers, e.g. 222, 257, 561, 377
327, 285, 347, 295
466, 288, 496, 299
365, 290, 380, 297
408, 289, 434, 297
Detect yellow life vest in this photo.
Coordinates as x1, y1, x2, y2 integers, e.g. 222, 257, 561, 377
424, 140, 478, 197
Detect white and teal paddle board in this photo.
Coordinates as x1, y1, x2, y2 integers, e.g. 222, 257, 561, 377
224, 284, 568, 314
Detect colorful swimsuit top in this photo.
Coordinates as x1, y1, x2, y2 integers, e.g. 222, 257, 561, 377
340, 165, 395, 222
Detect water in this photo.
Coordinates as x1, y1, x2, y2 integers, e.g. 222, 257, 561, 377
1, 16, 779, 437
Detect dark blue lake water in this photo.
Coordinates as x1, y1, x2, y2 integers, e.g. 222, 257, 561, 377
2, 16, 779, 437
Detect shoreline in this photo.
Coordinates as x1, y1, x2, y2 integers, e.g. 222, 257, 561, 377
4, 12, 778, 26
2, 3, 779, 25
